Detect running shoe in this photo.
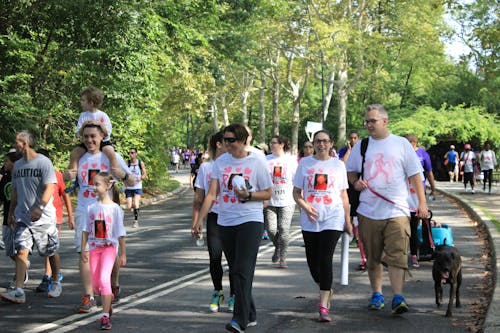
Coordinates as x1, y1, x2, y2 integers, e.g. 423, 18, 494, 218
271, 248, 280, 263
318, 304, 332, 322
357, 260, 367, 271
79, 294, 97, 313
111, 285, 120, 303
225, 320, 243, 332
48, 282, 62, 298
411, 255, 419, 268
100, 316, 112, 330
132, 220, 139, 228
247, 321, 257, 327
262, 230, 269, 240
227, 295, 235, 313
391, 294, 409, 315
209, 290, 224, 313
36, 275, 52, 293
368, 292, 384, 310
1, 288, 26, 304
0, 240, 5, 250
278, 260, 288, 269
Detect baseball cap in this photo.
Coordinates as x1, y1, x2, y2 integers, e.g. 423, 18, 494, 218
464, 143, 471, 150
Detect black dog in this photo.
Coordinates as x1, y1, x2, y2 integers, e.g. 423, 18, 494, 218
432, 245, 462, 317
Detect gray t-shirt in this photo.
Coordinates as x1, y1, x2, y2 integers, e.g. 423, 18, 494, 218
12, 154, 56, 225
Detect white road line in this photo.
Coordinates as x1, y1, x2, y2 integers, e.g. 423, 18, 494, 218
26, 229, 303, 333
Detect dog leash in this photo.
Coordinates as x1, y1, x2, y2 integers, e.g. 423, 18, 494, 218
365, 183, 435, 249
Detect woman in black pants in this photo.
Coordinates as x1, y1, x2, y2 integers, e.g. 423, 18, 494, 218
191, 131, 235, 312
193, 124, 272, 333
293, 130, 352, 322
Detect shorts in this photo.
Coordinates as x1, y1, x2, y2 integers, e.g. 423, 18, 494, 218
358, 214, 410, 270
446, 162, 456, 173
14, 221, 59, 257
347, 187, 360, 217
125, 189, 143, 198
3, 225, 16, 257
74, 210, 89, 253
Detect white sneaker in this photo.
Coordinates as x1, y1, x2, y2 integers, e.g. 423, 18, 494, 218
1, 288, 26, 304
48, 282, 62, 298
247, 321, 257, 328
0, 240, 5, 250
132, 221, 139, 228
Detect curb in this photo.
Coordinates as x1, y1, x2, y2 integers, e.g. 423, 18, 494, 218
437, 189, 499, 333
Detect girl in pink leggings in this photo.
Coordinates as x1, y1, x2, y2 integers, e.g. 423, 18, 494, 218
81, 172, 126, 330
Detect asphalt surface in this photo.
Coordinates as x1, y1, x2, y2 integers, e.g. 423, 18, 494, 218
0, 168, 497, 332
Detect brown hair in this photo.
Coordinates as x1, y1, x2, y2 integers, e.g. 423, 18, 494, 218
81, 86, 104, 108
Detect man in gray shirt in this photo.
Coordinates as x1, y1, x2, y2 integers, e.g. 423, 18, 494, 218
1, 130, 62, 303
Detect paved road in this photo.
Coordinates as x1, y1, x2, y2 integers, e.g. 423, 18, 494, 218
0, 170, 494, 332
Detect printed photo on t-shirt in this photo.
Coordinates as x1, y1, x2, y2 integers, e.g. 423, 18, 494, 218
273, 166, 283, 178
228, 173, 243, 190
94, 219, 107, 239
88, 169, 99, 185
314, 173, 328, 191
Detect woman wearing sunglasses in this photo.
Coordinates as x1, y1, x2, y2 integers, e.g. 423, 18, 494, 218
193, 124, 272, 333
293, 130, 352, 322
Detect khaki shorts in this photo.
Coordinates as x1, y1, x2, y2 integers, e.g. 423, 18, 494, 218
358, 214, 410, 270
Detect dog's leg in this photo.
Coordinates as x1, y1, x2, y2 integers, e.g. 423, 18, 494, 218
456, 267, 462, 308
446, 280, 455, 317
435, 281, 442, 308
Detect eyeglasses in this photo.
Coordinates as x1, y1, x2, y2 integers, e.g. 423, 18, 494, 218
270, 141, 280, 145
314, 139, 331, 145
364, 118, 384, 126
223, 137, 238, 143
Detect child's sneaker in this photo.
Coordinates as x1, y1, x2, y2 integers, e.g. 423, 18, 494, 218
36, 275, 52, 293
0, 288, 25, 304
78, 294, 97, 313
391, 294, 409, 315
209, 290, 224, 313
318, 304, 332, 322
48, 282, 62, 298
227, 295, 235, 313
262, 230, 269, 240
368, 292, 384, 310
100, 315, 112, 330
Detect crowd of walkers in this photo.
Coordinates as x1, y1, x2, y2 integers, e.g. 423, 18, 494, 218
0, 95, 497, 332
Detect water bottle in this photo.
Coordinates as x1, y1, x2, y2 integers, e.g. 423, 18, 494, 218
196, 234, 205, 247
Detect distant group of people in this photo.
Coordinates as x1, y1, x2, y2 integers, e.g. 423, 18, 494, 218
0, 86, 147, 330
444, 141, 497, 194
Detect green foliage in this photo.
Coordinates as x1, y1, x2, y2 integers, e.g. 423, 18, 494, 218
389, 104, 500, 148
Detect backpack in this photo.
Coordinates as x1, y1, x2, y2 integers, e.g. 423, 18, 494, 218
128, 159, 143, 176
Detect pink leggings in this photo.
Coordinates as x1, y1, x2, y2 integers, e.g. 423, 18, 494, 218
89, 245, 117, 296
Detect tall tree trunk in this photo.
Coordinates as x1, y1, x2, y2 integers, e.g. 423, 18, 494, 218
258, 73, 266, 144
211, 95, 219, 132
336, 68, 348, 145
221, 93, 229, 126
271, 50, 281, 136
322, 69, 335, 122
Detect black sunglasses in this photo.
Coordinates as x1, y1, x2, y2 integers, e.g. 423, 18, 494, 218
223, 137, 238, 143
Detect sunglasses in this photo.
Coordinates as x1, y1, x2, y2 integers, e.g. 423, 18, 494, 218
223, 137, 238, 143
